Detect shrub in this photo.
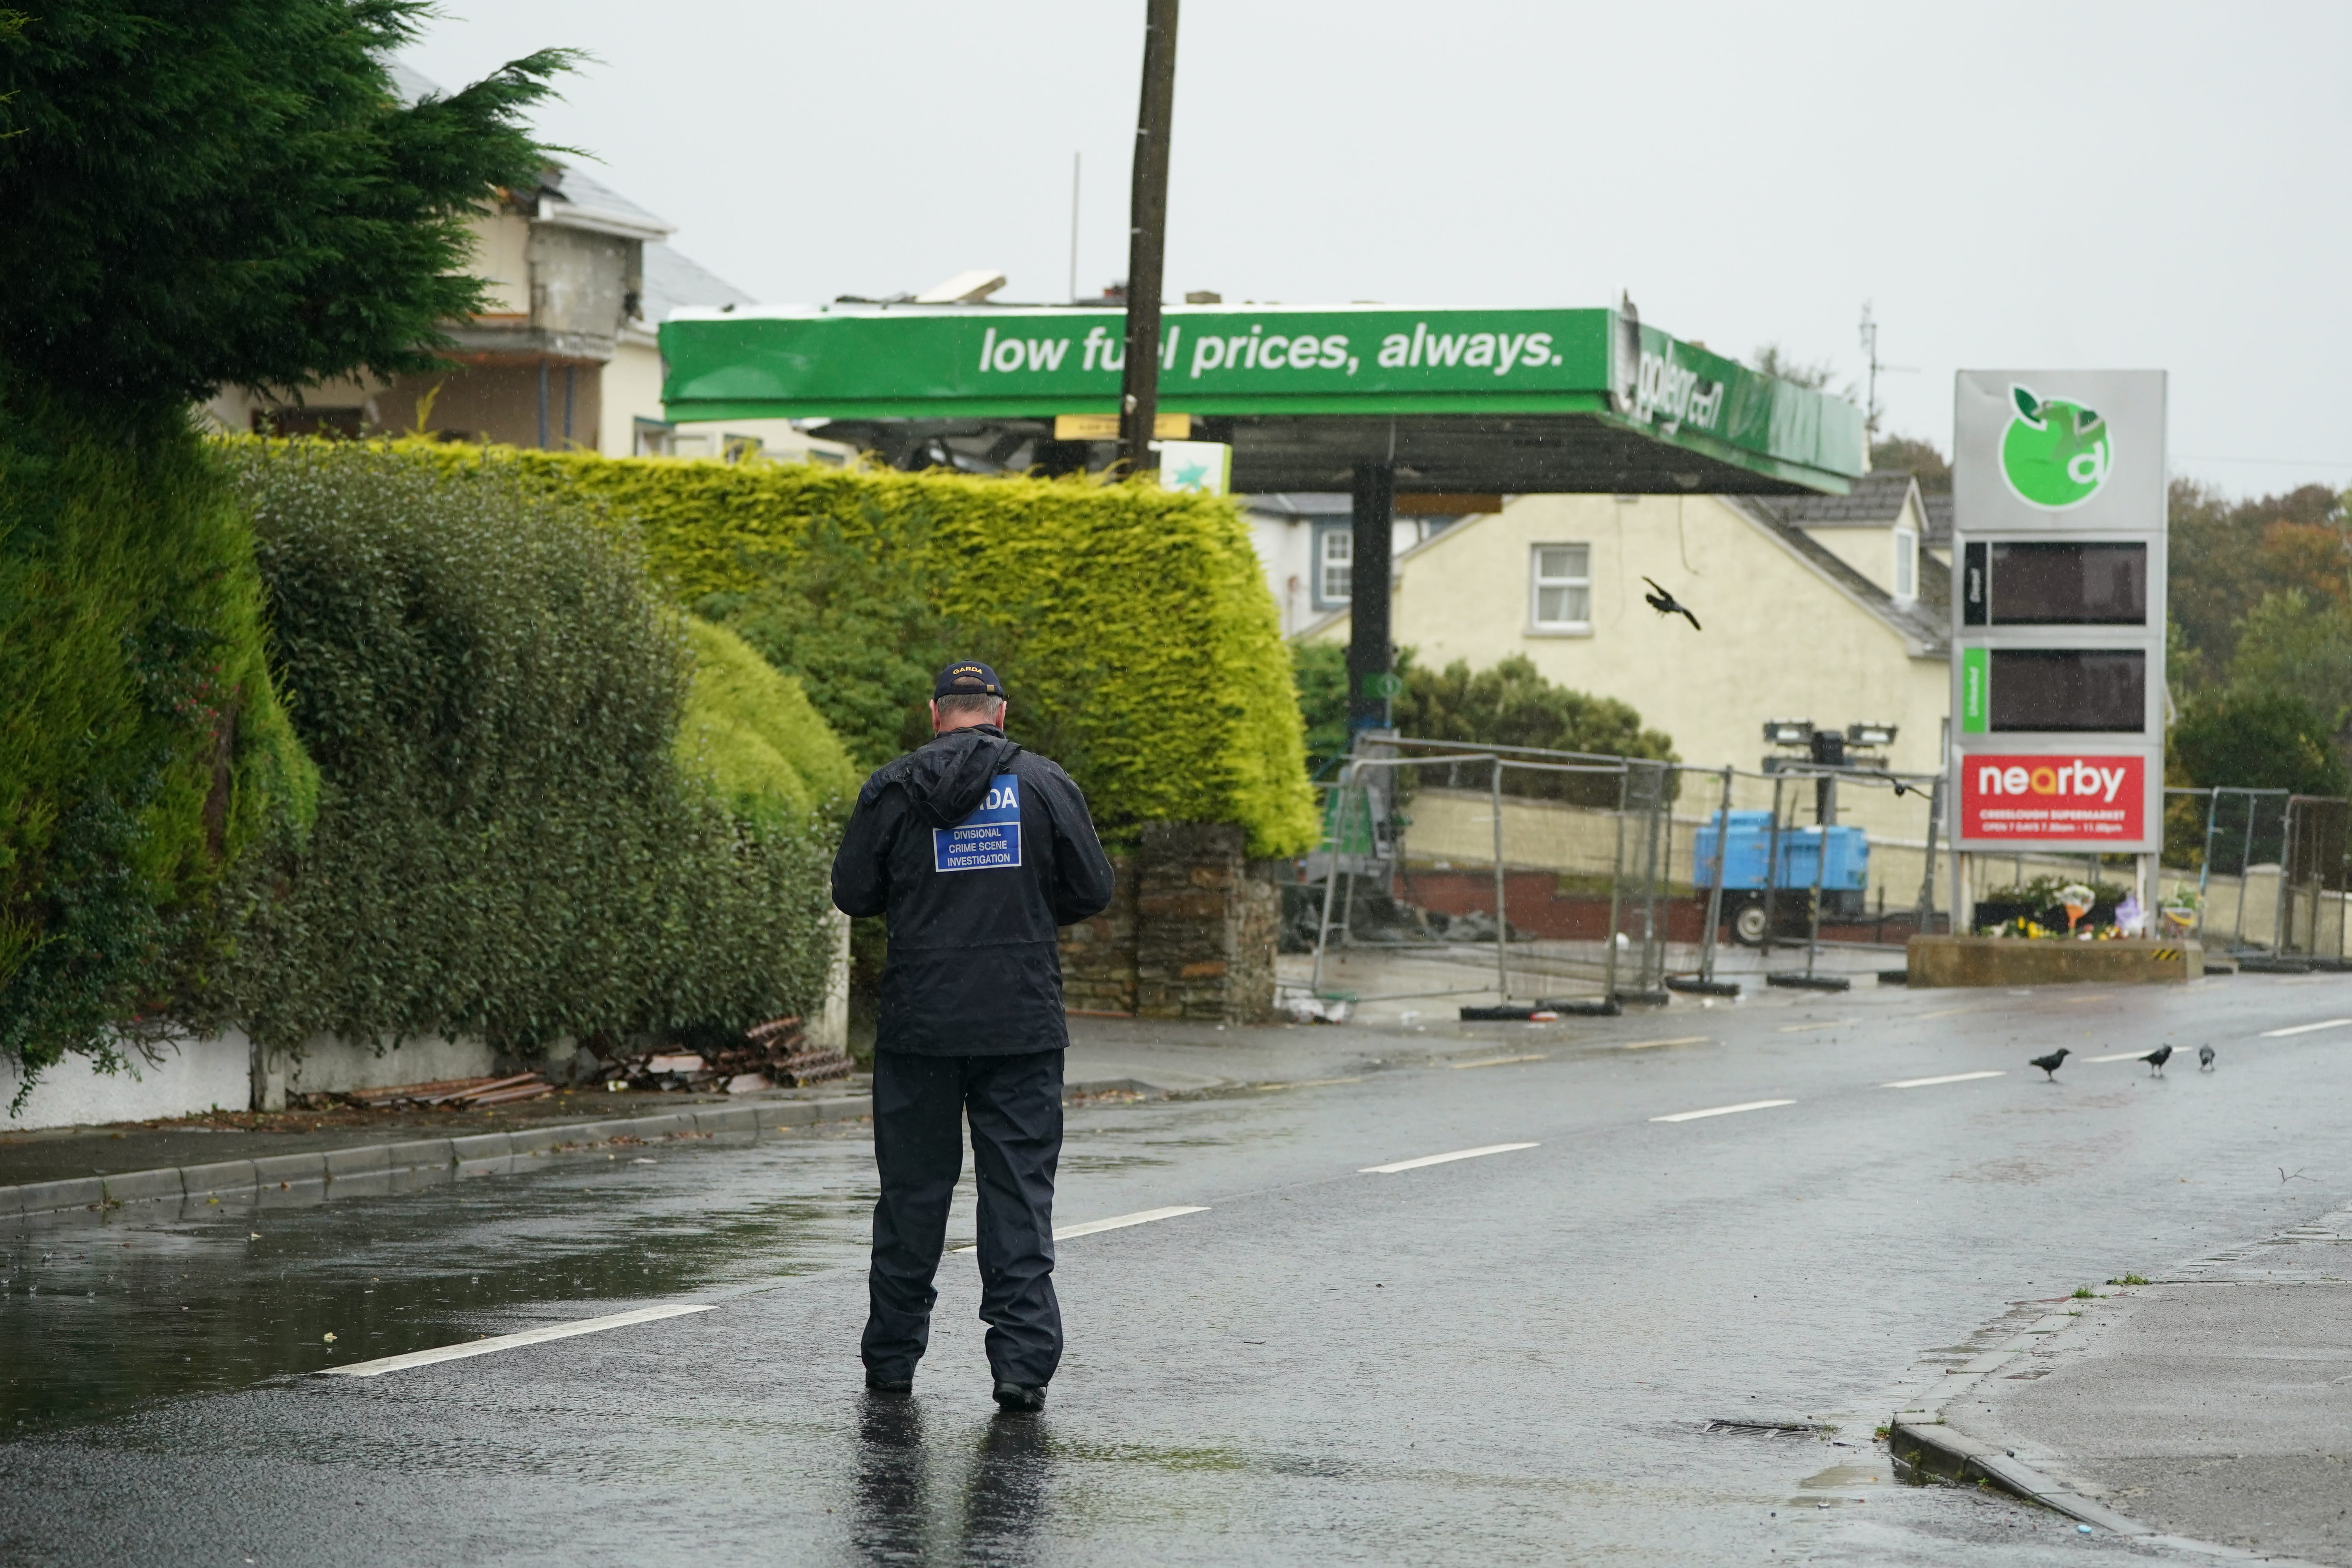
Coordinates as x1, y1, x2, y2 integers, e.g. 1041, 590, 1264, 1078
214, 440, 844, 1053
1292, 642, 1676, 802
2171, 690, 2348, 797
0, 393, 315, 1082
390, 444, 1320, 856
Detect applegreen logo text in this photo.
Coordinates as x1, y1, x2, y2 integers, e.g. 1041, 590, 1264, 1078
2001, 385, 2111, 509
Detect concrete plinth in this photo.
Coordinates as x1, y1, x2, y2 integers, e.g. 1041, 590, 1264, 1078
1906, 934, 2202, 987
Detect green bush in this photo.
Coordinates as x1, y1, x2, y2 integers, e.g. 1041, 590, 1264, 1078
1292, 642, 1676, 801
390, 444, 1319, 856
214, 439, 844, 1053
0, 393, 315, 1081
2171, 689, 2347, 797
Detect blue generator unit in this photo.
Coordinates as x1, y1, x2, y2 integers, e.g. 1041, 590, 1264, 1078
1690, 810, 1870, 945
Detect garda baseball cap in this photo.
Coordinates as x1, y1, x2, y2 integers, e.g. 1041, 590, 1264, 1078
933, 661, 1005, 700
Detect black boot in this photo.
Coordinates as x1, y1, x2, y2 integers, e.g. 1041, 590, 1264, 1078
991, 1380, 1046, 1414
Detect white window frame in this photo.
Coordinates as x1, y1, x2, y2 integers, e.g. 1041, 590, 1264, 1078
1892, 527, 1918, 603
1529, 542, 1593, 634
1317, 525, 1353, 607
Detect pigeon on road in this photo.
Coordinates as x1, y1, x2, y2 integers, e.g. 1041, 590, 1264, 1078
2142, 1044, 2173, 1076
2029, 1047, 2071, 1080
2198, 1044, 2216, 1071
1641, 577, 1702, 631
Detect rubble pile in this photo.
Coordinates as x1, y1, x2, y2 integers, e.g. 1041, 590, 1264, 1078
345, 1073, 553, 1109
600, 1016, 854, 1094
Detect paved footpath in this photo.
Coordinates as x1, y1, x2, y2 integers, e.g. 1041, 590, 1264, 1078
1931, 1203, 2352, 1564
3, 978, 2351, 1565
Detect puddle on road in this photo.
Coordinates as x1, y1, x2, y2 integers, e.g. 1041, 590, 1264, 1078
0, 1131, 878, 1436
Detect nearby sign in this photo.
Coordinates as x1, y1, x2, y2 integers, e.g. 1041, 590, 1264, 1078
1949, 369, 2167, 853
659, 305, 1865, 490
1958, 753, 2147, 842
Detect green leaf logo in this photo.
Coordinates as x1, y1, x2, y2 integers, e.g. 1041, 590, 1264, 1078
2000, 383, 2111, 509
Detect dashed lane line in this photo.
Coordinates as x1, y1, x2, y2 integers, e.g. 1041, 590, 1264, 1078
1053, 1205, 1209, 1240
1776, 1021, 1852, 1033
2084, 1050, 2154, 1063
1650, 1100, 1797, 1123
1450, 1054, 1546, 1069
1618, 1036, 1711, 1050
2261, 1018, 2352, 1037
1360, 1143, 1539, 1174
319, 1303, 714, 1379
1882, 1071, 2006, 1089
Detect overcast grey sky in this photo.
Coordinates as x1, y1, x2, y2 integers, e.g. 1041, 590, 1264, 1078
408, 1, 2350, 499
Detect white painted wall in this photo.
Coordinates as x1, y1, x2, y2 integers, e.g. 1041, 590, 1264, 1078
0, 1031, 254, 1132
273, 1034, 498, 1098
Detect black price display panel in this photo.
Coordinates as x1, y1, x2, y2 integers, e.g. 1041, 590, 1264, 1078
1962, 542, 2147, 626
1989, 649, 2145, 731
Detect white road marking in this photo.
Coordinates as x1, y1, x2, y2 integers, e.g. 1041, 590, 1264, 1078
1914, 1006, 1989, 1021
1777, 1021, 1852, 1033
2261, 1018, 2352, 1037
1651, 1100, 1797, 1123
319, 1303, 713, 1378
1619, 1036, 1711, 1050
1450, 1054, 1546, 1069
953, 1205, 1209, 1253
2085, 1050, 2155, 1063
1360, 1142, 1539, 1174
1882, 1071, 2006, 1089
1053, 1205, 1208, 1240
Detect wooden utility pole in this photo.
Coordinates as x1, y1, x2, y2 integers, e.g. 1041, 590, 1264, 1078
1118, 0, 1179, 476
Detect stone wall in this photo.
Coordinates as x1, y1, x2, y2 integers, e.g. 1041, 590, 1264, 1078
1059, 853, 1139, 1014
1058, 823, 1277, 1024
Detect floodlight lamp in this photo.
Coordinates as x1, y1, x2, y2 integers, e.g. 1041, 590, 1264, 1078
1845, 722, 1898, 748
1763, 719, 1814, 747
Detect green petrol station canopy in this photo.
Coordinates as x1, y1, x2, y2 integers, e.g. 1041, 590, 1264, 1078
659, 304, 1866, 495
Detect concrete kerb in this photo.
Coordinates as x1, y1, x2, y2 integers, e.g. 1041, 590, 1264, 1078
0, 1092, 877, 1225
6, 1071, 1218, 1227
1889, 1230, 2347, 1566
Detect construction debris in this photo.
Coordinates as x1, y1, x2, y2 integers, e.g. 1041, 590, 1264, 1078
345, 1073, 554, 1110
601, 1017, 853, 1094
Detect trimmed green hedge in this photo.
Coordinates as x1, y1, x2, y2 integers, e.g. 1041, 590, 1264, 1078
0, 394, 314, 1080
393, 443, 1318, 857
214, 440, 845, 1053
678, 616, 860, 828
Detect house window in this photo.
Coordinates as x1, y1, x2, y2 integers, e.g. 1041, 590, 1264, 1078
1893, 528, 1918, 601
1317, 525, 1353, 607
1530, 543, 1592, 631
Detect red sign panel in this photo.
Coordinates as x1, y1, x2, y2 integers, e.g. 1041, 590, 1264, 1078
1959, 753, 2146, 842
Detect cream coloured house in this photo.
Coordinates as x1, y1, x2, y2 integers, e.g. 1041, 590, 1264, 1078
1289, 472, 1951, 779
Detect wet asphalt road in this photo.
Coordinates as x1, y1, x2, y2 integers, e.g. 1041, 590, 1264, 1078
4, 975, 2352, 1566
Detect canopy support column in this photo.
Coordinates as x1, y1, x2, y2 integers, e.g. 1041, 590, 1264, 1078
1348, 462, 1395, 735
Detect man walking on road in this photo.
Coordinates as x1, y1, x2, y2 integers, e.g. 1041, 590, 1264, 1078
832, 661, 1115, 1413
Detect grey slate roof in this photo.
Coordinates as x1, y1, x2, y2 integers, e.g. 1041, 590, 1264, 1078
1760, 470, 1920, 528
1920, 489, 1953, 547
642, 242, 755, 321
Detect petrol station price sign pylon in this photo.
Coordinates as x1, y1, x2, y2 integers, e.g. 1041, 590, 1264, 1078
1947, 368, 2168, 922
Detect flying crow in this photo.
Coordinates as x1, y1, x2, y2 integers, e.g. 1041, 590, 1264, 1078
2142, 1043, 2172, 1076
1641, 577, 1702, 631
2029, 1047, 2071, 1080
2198, 1044, 2216, 1071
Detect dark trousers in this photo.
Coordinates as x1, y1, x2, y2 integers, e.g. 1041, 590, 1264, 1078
863, 1048, 1063, 1388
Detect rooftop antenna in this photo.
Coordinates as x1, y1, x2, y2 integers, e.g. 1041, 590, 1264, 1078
1067, 152, 1081, 303
1857, 301, 1916, 446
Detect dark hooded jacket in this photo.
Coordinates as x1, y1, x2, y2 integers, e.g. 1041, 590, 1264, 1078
831, 724, 1115, 1055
